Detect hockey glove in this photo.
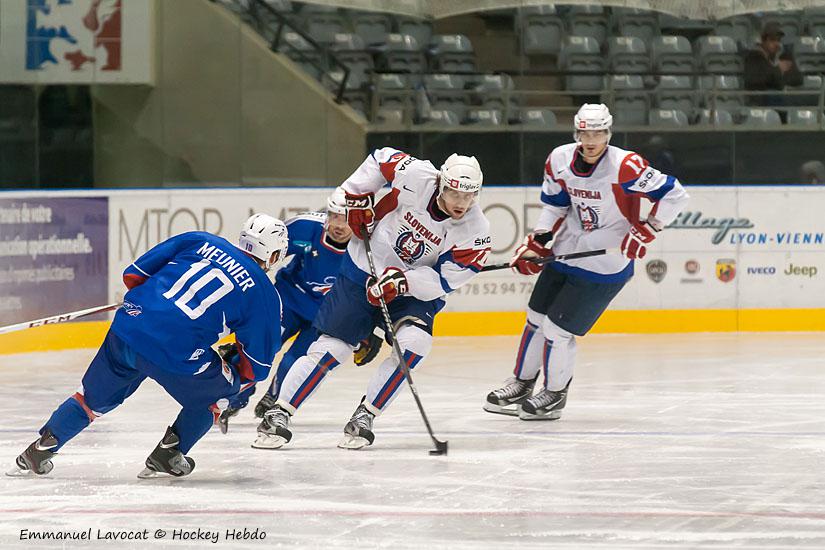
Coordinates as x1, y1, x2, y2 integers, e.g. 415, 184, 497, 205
366, 267, 408, 306
219, 383, 256, 434
353, 330, 383, 366
345, 192, 375, 239
509, 231, 554, 275
621, 222, 657, 260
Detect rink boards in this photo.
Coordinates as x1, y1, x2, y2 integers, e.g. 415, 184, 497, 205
1, 185, 824, 352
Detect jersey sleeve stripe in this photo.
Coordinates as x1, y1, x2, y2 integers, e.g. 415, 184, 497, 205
644, 175, 676, 201
541, 191, 571, 207
130, 263, 150, 276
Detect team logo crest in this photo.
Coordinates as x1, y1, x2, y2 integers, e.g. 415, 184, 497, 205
577, 204, 600, 232
646, 260, 667, 283
716, 259, 736, 283
308, 276, 337, 295
122, 301, 142, 316
395, 231, 427, 264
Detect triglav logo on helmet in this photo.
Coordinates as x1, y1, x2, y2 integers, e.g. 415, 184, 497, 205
446, 178, 477, 192
646, 260, 667, 283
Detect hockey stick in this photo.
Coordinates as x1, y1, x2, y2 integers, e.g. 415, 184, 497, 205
480, 247, 619, 273
0, 302, 121, 335
361, 226, 448, 456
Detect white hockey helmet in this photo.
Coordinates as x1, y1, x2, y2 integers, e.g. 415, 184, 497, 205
239, 213, 289, 271
573, 103, 613, 143
439, 153, 483, 194
326, 186, 347, 215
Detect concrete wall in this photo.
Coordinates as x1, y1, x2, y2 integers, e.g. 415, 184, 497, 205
92, 0, 366, 187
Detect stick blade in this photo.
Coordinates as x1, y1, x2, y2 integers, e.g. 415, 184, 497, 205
429, 440, 448, 456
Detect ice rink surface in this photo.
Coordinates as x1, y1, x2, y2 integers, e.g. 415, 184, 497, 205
1, 333, 824, 549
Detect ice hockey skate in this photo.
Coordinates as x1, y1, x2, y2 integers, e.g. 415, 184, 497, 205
254, 392, 277, 418
518, 383, 569, 421
252, 405, 292, 449
6, 430, 58, 477
137, 426, 195, 479
483, 376, 537, 416
338, 404, 375, 450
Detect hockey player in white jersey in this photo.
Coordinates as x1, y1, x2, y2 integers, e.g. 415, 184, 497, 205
253, 148, 491, 450
484, 103, 689, 420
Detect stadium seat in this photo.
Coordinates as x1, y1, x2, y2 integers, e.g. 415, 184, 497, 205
695, 36, 742, 74
656, 75, 696, 114
421, 109, 461, 127
651, 35, 694, 74
659, 14, 714, 34
263, 0, 293, 12
301, 5, 346, 45
423, 73, 468, 118
738, 107, 782, 126
694, 108, 734, 126
569, 5, 609, 45
519, 108, 558, 127
374, 73, 411, 110
397, 18, 433, 50
608, 74, 648, 126
519, 5, 565, 55
805, 8, 825, 39
278, 31, 325, 78
793, 37, 825, 73
612, 8, 660, 42
699, 75, 743, 112
375, 107, 405, 125
464, 108, 505, 126
801, 74, 823, 89
472, 74, 517, 113
559, 35, 605, 91
330, 33, 374, 81
649, 109, 689, 127
382, 34, 425, 73
787, 109, 819, 126
607, 36, 649, 73
428, 34, 476, 73
352, 11, 393, 46
714, 16, 754, 49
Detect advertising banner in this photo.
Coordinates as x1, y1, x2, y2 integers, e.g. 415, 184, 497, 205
107, 186, 825, 313
0, 196, 109, 326
0, 0, 154, 84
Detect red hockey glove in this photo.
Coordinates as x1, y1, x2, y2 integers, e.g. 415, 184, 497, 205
345, 192, 375, 239
366, 267, 408, 306
509, 231, 553, 275
621, 222, 657, 260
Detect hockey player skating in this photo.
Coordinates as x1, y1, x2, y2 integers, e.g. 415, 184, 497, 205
253, 148, 491, 450
8, 214, 288, 478
220, 188, 377, 427
485, 103, 689, 420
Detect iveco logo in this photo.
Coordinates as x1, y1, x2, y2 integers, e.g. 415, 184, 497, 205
646, 259, 667, 283
746, 267, 776, 275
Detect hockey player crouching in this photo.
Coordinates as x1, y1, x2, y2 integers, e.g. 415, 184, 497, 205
9, 215, 289, 478
253, 148, 492, 450
218, 188, 370, 429
485, 103, 689, 420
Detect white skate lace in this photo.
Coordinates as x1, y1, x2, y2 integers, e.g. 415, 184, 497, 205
493, 377, 533, 399
263, 408, 289, 430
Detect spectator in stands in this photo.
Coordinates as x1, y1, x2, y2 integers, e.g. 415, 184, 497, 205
743, 22, 803, 116
800, 160, 825, 184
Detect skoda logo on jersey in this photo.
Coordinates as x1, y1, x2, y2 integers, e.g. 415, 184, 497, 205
577, 204, 600, 232
395, 231, 426, 264
646, 260, 667, 283
122, 301, 142, 317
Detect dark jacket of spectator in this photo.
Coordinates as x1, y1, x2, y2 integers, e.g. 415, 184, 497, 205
743, 22, 803, 91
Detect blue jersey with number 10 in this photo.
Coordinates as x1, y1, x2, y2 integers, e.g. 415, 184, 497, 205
110, 231, 282, 381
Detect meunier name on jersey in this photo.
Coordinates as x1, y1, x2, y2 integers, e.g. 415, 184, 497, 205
196, 242, 256, 292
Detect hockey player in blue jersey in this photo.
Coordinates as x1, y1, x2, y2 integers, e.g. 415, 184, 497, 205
7, 214, 289, 478
218, 188, 369, 428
